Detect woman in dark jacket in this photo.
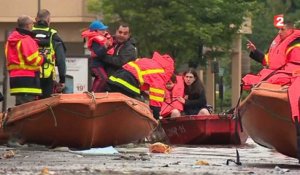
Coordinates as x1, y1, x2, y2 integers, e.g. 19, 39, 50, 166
178, 68, 211, 115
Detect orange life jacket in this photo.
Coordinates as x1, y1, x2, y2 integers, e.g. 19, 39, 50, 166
160, 76, 184, 117
243, 30, 300, 90
81, 30, 114, 56
265, 30, 300, 70
242, 30, 300, 122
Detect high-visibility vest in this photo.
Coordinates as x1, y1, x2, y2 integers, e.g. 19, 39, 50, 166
32, 26, 57, 79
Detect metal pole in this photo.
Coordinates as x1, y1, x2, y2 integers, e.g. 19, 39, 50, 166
38, 0, 41, 11
2, 31, 9, 112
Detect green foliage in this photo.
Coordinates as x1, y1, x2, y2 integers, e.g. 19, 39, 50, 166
88, 0, 259, 68
248, 0, 300, 52
89, 0, 300, 111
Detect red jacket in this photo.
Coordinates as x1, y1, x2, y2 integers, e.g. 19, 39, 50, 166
5, 30, 43, 77
5, 29, 44, 95
160, 76, 184, 117
123, 52, 174, 107
81, 30, 114, 56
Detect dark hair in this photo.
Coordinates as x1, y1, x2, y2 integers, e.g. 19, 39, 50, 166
117, 22, 130, 33
183, 68, 205, 97
118, 22, 129, 28
169, 74, 177, 83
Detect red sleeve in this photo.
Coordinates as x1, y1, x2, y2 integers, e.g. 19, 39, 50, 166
21, 37, 43, 66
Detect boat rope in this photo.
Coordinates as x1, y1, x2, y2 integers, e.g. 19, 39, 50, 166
83, 91, 110, 104
294, 98, 300, 163
159, 99, 178, 117
1, 112, 8, 129
1, 108, 12, 129
45, 104, 57, 127
226, 82, 243, 166
226, 149, 242, 166
260, 64, 287, 82
294, 117, 300, 163
93, 91, 109, 99
84, 91, 96, 104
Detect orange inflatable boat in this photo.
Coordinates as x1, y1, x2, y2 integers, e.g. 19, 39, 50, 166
239, 82, 298, 158
0, 92, 157, 149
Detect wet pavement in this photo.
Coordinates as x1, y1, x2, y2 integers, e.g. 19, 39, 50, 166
0, 139, 299, 175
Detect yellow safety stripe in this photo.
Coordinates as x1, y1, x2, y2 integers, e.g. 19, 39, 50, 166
127, 62, 165, 85
264, 53, 269, 66
149, 87, 164, 94
5, 42, 8, 58
142, 69, 164, 75
27, 51, 42, 66
35, 55, 42, 66
128, 62, 143, 84
109, 76, 140, 94
149, 95, 164, 102
10, 88, 42, 94
32, 27, 57, 33
7, 64, 40, 71
27, 51, 39, 61
286, 44, 300, 55
16, 41, 25, 66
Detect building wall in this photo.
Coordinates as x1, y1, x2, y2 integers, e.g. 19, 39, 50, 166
0, 0, 98, 111
0, 0, 94, 23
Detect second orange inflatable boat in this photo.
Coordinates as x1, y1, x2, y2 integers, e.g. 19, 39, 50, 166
1, 92, 157, 149
239, 82, 298, 158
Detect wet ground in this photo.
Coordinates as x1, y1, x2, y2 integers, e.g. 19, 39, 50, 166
0, 139, 299, 175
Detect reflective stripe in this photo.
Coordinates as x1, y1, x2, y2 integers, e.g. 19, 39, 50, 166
27, 51, 39, 61
149, 95, 164, 102
127, 62, 165, 85
109, 76, 140, 94
7, 64, 40, 70
264, 53, 269, 66
8, 64, 40, 71
142, 69, 164, 75
149, 87, 165, 102
17, 41, 25, 66
10, 87, 42, 94
149, 87, 164, 94
5, 42, 8, 58
32, 27, 57, 34
128, 62, 143, 84
27, 51, 42, 66
286, 44, 300, 55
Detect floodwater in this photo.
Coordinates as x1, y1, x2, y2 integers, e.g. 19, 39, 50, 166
0, 139, 299, 175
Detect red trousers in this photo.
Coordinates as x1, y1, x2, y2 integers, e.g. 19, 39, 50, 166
91, 67, 107, 92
